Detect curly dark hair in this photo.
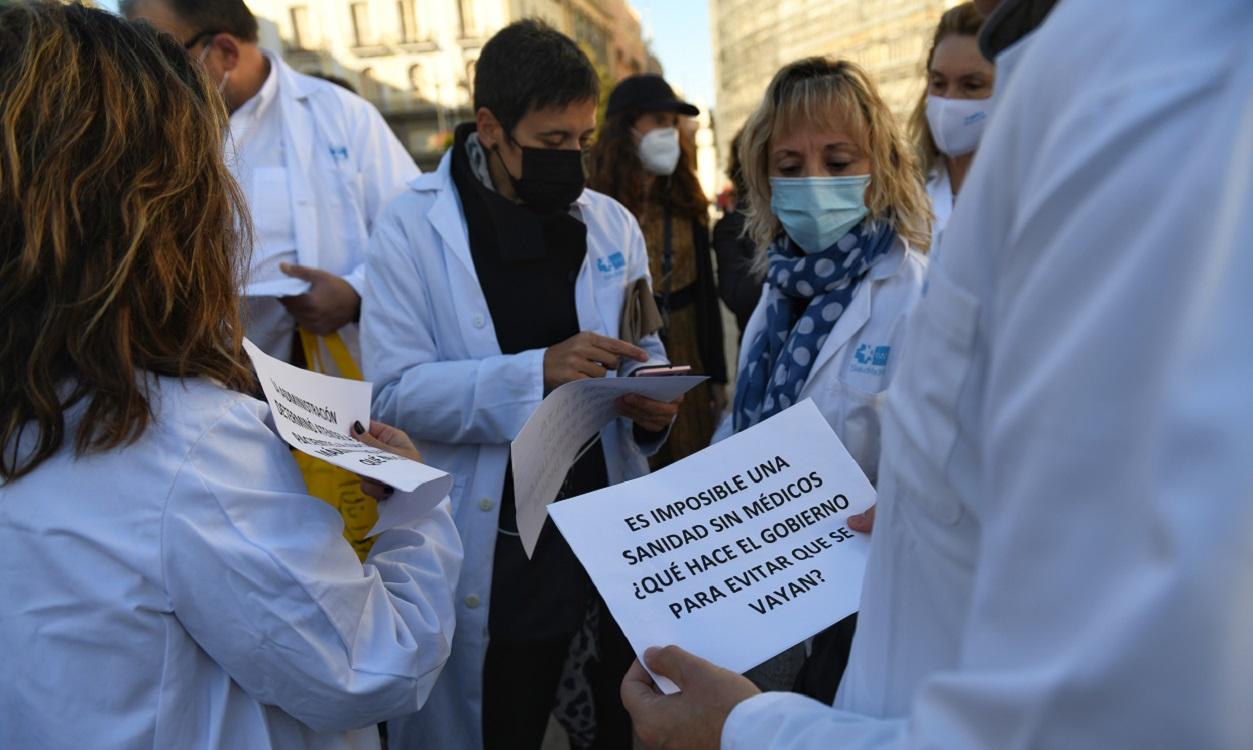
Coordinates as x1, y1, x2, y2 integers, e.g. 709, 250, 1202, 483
587, 108, 709, 225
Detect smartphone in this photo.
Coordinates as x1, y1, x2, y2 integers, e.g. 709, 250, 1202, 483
630, 364, 692, 377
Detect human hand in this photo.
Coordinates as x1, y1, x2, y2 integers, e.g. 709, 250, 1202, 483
350, 420, 421, 501
618, 394, 682, 433
279, 262, 361, 335
543, 331, 648, 390
621, 645, 761, 750
848, 504, 875, 533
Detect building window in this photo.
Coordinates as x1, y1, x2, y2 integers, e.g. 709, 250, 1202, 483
359, 67, 380, 102
398, 0, 421, 43
350, 2, 373, 47
458, 0, 478, 38
289, 6, 311, 49
408, 64, 423, 96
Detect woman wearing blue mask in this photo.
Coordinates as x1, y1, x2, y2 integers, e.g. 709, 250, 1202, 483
722, 56, 931, 697
910, 2, 994, 249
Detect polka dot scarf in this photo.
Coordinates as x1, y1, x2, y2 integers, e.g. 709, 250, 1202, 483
733, 220, 897, 431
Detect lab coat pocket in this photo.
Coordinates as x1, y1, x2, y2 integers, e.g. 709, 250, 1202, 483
831, 380, 886, 485
887, 263, 978, 524
252, 167, 293, 250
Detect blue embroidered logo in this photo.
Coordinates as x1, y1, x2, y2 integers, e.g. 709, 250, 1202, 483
597, 252, 627, 276
852, 344, 891, 375
329, 146, 349, 161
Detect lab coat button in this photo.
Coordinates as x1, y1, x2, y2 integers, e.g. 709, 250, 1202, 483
465, 594, 481, 609
473, 314, 486, 329
478, 498, 494, 511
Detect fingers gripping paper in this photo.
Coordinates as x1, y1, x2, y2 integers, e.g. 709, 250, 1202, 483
243, 339, 453, 536
547, 399, 875, 693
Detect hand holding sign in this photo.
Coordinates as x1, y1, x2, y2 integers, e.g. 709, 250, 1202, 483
548, 399, 874, 693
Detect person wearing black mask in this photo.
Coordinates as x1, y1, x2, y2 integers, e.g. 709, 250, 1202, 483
360, 20, 681, 750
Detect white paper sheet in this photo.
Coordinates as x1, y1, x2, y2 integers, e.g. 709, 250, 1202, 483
547, 399, 875, 693
244, 276, 310, 298
511, 375, 707, 558
242, 339, 453, 536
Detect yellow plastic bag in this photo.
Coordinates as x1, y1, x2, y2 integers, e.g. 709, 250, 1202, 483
292, 330, 378, 561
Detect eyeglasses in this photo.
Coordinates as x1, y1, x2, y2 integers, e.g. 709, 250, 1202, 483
183, 30, 221, 51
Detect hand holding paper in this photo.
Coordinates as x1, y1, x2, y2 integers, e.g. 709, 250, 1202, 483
243, 339, 453, 537
547, 399, 875, 694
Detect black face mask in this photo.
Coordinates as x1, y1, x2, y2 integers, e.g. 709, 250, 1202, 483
494, 140, 586, 215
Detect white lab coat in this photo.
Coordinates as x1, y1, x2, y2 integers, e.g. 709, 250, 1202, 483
361, 151, 668, 749
0, 378, 462, 749
244, 54, 419, 361
925, 166, 953, 251
721, 1, 1253, 747
719, 240, 928, 485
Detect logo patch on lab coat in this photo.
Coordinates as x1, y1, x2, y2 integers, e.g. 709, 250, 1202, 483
328, 145, 349, 161
850, 344, 891, 376
596, 252, 627, 277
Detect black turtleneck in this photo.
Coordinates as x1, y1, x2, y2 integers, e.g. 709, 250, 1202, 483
449, 123, 605, 643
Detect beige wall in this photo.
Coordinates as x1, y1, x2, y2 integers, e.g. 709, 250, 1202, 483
710, 0, 965, 187
249, 0, 651, 167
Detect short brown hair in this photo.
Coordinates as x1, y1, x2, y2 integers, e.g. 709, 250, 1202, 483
0, 2, 253, 482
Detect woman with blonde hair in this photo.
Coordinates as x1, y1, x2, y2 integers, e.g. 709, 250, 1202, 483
910, 2, 994, 247
0, 4, 459, 748
719, 56, 930, 696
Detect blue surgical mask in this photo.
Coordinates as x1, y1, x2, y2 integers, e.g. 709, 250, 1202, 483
769, 175, 870, 253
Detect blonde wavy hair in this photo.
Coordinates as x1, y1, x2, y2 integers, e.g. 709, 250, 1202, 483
738, 57, 931, 255
0, 2, 254, 482
908, 3, 986, 179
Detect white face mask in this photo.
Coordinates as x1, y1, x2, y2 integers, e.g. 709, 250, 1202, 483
925, 94, 992, 157
636, 126, 681, 176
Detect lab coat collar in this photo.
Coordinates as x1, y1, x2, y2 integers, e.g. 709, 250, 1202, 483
807, 239, 906, 381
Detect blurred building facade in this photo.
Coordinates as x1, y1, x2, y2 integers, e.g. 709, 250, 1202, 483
249, 0, 658, 168
709, 0, 966, 179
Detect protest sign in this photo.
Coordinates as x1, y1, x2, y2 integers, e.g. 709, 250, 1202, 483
511, 374, 707, 558
548, 399, 874, 693
243, 339, 453, 536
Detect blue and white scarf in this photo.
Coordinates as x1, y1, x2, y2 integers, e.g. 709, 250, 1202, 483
732, 221, 897, 431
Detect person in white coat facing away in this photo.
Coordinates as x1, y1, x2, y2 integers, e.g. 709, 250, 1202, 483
620, 0, 1253, 747
909, 2, 996, 250
122, 0, 420, 364
361, 21, 680, 750
712, 57, 930, 697
0, 6, 460, 749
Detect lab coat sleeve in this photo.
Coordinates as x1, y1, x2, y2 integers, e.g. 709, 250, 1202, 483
363, 205, 546, 445
722, 693, 905, 749
343, 99, 422, 297
722, 15, 1253, 750
161, 398, 462, 732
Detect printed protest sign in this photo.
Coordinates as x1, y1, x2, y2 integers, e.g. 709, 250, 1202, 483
243, 339, 453, 536
548, 399, 874, 693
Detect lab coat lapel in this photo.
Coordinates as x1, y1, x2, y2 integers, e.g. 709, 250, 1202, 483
806, 273, 872, 387
575, 197, 611, 337
274, 57, 320, 269
427, 157, 502, 358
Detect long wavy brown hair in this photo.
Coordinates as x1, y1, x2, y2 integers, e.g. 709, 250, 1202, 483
0, 2, 254, 483
908, 3, 985, 179
587, 108, 709, 225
